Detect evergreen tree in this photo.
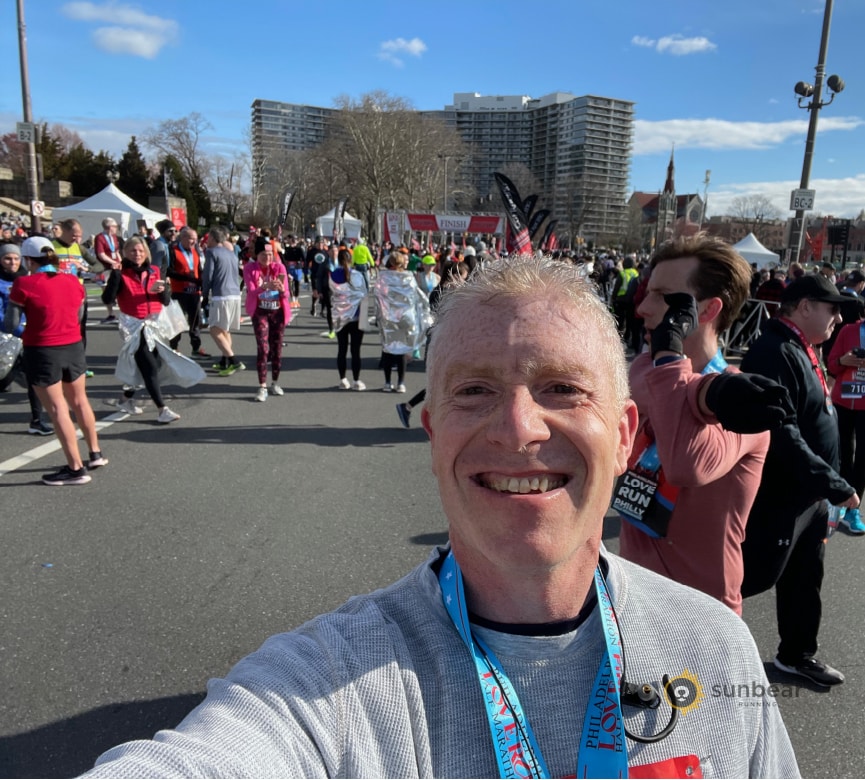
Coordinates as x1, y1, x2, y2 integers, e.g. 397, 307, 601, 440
66, 147, 116, 196
36, 125, 66, 181
118, 136, 151, 204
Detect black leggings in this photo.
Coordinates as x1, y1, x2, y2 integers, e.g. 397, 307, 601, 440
169, 293, 202, 352
836, 404, 865, 498
381, 352, 406, 384
337, 321, 364, 381
125, 332, 165, 408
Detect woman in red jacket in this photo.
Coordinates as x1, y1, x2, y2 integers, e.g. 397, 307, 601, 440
101, 237, 181, 424
827, 311, 865, 533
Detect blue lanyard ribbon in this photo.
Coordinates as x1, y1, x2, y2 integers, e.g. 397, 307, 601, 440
439, 551, 629, 778
180, 246, 195, 271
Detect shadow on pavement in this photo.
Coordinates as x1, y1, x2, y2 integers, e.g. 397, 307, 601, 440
96, 424, 430, 448
0, 691, 205, 778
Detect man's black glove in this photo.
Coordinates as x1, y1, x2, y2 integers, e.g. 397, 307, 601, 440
651, 292, 699, 358
704, 372, 795, 433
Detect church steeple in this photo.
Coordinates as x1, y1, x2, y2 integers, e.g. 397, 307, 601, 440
656, 145, 677, 247
663, 145, 675, 194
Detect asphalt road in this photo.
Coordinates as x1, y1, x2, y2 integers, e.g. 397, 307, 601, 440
0, 288, 862, 778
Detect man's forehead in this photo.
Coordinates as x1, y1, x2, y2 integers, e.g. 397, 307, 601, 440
647, 256, 698, 290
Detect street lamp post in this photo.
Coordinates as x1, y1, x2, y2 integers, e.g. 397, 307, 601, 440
786, 0, 844, 265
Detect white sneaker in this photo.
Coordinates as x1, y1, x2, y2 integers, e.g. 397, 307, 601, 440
396, 383, 407, 394
269, 383, 284, 396
156, 407, 180, 424
118, 398, 143, 415
255, 386, 268, 402
382, 382, 393, 392
338, 377, 351, 390
352, 380, 366, 391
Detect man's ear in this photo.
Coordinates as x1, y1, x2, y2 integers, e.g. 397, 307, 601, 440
698, 296, 723, 326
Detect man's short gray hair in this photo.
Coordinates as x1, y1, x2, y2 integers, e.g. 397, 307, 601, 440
209, 225, 229, 244
426, 255, 630, 410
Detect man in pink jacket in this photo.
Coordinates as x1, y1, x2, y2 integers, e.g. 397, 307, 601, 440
618, 234, 790, 615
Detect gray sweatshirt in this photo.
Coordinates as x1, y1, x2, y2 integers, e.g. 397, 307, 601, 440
202, 245, 241, 299
84, 549, 799, 778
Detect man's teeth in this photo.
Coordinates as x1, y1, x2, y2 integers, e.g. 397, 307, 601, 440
486, 476, 564, 494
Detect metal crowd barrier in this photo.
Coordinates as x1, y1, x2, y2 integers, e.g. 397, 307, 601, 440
722, 299, 778, 357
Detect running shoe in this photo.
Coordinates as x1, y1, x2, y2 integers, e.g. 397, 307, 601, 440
88, 451, 109, 468
774, 657, 844, 686
338, 377, 351, 390
99, 315, 118, 324
254, 386, 268, 402
157, 407, 181, 424
396, 403, 411, 428
27, 420, 54, 436
218, 364, 238, 377
118, 399, 144, 415
269, 383, 284, 396
382, 383, 393, 392
42, 465, 91, 486
840, 507, 865, 535
352, 380, 366, 391
396, 383, 407, 394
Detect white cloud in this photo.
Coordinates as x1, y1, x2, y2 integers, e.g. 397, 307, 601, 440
634, 116, 864, 154
631, 33, 717, 55
61, 2, 178, 58
91, 26, 164, 58
378, 37, 427, 67
707, 174, 865, 219
631, 35, 655, 48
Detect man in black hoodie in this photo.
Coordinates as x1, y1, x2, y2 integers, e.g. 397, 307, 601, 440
741, 273, 858, 688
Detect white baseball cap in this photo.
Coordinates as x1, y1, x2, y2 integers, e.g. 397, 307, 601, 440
20, 236, 54, 258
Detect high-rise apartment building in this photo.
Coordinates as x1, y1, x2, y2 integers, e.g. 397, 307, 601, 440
251, 91, 634, 243
431, 92, 635, 242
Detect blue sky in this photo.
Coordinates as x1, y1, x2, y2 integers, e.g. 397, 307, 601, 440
1, 0, 863, 218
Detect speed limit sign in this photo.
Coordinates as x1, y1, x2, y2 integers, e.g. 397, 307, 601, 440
31, 200, 45, 217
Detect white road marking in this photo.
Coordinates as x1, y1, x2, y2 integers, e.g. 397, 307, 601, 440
0, 412, 129, 477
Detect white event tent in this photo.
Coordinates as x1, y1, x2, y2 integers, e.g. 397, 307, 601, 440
51, 183, 168, 240
732, 232, 781, 270
315, 208, 363, 240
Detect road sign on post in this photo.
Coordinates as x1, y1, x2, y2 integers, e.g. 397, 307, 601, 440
16, 121, 35, 143
790, 189, 816, 211
31, 200, 45, 217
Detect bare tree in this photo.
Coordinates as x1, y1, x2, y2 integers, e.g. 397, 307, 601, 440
210, 154, 249, 228
142, 112, 213, 183
729, 194, 783, 244
621, 199, 650, 253
316, 90, 470, 239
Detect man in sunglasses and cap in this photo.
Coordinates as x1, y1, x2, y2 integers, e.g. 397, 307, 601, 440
741, 273, 859, 688
150, 219, 177, 279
